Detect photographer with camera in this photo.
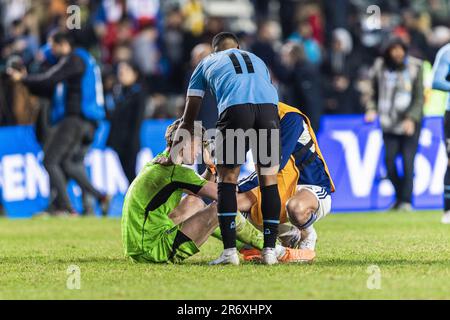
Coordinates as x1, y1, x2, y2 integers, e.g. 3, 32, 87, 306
7, 31, 109, 216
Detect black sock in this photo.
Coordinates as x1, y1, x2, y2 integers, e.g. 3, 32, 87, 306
218, 182, 237, 249
260, 184, 281, 248
445, 165, 450, 211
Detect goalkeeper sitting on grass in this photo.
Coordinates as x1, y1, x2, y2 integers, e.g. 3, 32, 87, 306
121, 119, 304, 264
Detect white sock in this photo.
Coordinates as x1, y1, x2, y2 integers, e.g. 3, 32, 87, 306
274, 245, 286, 259
223, 248, 237, 255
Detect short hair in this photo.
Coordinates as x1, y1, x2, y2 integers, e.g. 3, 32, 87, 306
164, 119, 206, 147
49, 31, 74, 47
212, 32, 239, 49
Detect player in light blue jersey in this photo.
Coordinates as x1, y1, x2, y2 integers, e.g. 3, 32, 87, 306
164, 32, 282, 265
432, 43, 450, 224
187, 44, 278, 115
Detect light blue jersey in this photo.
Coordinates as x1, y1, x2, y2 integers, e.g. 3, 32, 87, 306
432, 43, 450, 111
187, 48, 278, 115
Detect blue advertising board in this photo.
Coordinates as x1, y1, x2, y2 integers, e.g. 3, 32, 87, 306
0, 116, 445, 218
318, 115, 445, 211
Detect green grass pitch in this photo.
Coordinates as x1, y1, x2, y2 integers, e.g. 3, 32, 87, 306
0, 211, 449, 300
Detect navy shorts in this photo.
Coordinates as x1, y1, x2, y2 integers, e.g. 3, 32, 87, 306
215, 103, 280, 168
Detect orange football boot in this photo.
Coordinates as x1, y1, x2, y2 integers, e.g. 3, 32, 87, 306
239, 248, 262, 262
278, 247, 316, 263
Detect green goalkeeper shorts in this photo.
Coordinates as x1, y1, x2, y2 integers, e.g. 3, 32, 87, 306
129, 225, 200, 264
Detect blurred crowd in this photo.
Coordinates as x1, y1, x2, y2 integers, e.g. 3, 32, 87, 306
1, 0, 450, 131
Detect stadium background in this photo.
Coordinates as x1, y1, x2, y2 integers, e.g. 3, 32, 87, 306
0, 0, 449, 218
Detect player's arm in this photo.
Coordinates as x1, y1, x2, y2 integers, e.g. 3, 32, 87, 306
180, 96, 203, 128
432, 47, 450, 92
22, 55, 85, 88
279, 112, 304, 170
197, 181, 218, 201
181, 181, 217, 201
174, 165, 218, 201
183, 60, 207, 124
170, 61, 207, 154
201, 168, 215, 181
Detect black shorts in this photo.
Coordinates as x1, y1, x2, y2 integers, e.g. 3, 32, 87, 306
215, 103, 280, 167
445, 110, 450, 157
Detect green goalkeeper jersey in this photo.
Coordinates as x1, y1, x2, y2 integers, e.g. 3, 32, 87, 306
121, 151, 207, 257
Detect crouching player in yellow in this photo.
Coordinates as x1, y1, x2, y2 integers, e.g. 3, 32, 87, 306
236, 102, 335, 262
121, 119, 304, 264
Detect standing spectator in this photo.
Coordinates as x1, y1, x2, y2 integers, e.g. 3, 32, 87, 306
399, 9, 428, 59
251, 0, 270, 24
7, 31, 109, 215
323, 0, 350, 37
163, 8, 195, 94
279, 0, 297, 39
32, 36, 111, 216
322, 28, 362, 114
200, 17, 225, 44
288, 19, 322, 65
132, 22, 163, 91
279, 42, 324, 131
107, 60, 146, 183
364, 37, 424, 211
181, 0, 205, 37
250, 21, 280, 70
100, 17, 135, 65
2, 19, 39, 65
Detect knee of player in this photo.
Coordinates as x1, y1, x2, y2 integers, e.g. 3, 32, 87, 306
286, 198, 310, 226
205, 202, 219, 227
185, 195, 206, 211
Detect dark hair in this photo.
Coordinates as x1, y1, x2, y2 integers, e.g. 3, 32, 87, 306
211, 32, 239, 49
382, 36, 408, 70
49, 31, 75, 47
381, 36, 408, 56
